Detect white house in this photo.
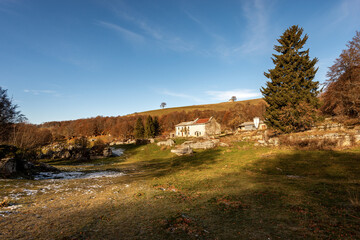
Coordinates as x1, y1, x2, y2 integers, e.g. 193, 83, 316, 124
239, 117, 267, 131
175, 117, 221, 137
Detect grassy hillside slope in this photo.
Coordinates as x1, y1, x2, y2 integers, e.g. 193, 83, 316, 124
130, 98, 264, 117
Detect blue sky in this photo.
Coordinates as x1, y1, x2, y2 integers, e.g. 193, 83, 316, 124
1, 0, 360, 124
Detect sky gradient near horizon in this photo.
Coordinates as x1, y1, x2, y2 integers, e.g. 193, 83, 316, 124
1, 0, 360, 124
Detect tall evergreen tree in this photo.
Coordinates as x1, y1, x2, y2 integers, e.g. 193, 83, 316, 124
144, 115, 155, 138
134, 117, 144, 139
261, 25, 319, 133
153, 116, 160, 136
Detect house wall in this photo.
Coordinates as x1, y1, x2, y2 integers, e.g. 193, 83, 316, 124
205, 119, 221, 136
189, 124, 206, 137
240, 123, 267, 131
259, 123, 267, 130
175, 124, 207, 137
176, 126, 187, 137
175, 118, 221, 137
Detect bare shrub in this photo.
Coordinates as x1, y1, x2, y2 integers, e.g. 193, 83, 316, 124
348, 188, 360, 208
280, 136, 338, 150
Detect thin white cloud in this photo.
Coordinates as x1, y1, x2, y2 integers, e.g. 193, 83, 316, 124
114, 10, 163, 40
162, 90, 204, 103
206, 89, 261, 101
234, 0, 271, 54
24, 89, 61, 97
96, 20, 144, 43
184, 10, 225, 42
112, 8, 194, 52
330, 0, 360, 26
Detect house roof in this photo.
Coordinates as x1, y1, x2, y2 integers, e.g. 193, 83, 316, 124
195, 118, 211, 124
240, 121, 255, 126
175, 117, 213, 127
239, 120, 264, 127
175, 121, 195, 127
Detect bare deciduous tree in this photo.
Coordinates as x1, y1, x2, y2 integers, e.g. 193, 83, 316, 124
321, 31, 360, 118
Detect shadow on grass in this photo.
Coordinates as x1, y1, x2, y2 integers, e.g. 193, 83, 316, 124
196, 149, 360, 239
125, 148, 223, 180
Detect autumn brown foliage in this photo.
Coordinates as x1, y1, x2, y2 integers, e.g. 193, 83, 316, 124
39, 102, 266, 140
321, 31, 360, 118
11, 123, 52, 149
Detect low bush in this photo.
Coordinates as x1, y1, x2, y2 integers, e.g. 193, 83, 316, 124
280, 136, 338, 150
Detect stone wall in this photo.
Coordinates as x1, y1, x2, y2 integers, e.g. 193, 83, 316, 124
235, 128, 360, 148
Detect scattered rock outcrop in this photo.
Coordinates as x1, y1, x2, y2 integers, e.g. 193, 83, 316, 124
1, 157, 60, 179
253, 131, 360, 148
182, 140, 216, 149
157, 139, 175, 147
103, 147, 113, 157
0, 158, 16, 177
40, 143, 119, 160
171, 146, 193, 156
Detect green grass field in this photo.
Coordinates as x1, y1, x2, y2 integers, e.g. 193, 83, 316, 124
1, 142, 360, 239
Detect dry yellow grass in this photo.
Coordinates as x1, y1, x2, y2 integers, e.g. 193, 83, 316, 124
1, 143, 360, 239
128, 98, 264, 117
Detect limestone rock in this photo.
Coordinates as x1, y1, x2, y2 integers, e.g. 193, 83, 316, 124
61, 151, 71, 159
354, 134, 360, 143
157, 139, 175, 147
268, 137, 280, 146
182, 140, 216, 149
0, 158, 17, 177
339, 135, 352, 147
218, 142, 229, 147
103, 147, 113, 157
38, 163, 60, 172
171, 146, 193, 156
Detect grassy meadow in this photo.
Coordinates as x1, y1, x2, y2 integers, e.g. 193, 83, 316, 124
1, 141, 360, 239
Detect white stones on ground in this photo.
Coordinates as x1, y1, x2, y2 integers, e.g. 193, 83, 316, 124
354, 134, 360, 143
268, 137, 279, 146
33, 171, 126, 180
181, 140, 216, 149
157, 139, 175, 147
111, 148, 124, 156
171, 146, 193, 156
218, 142, 229, 147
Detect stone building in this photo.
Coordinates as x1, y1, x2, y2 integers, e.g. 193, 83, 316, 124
175, 117, 221, 137
239, 117, 267, 131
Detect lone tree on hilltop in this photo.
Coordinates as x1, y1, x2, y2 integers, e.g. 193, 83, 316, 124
160, 102, 166, 109
261, 25, 319, 133
134, 117, 144, 139
229, 96, 237, 102
321, 31, 360, 118
0, 87, 27, 142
